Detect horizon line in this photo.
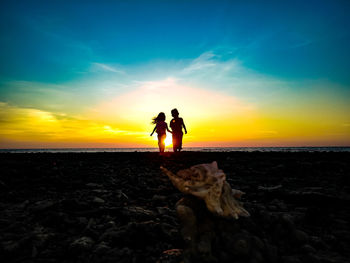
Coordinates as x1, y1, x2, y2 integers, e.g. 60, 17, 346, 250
1, 145, 350, 150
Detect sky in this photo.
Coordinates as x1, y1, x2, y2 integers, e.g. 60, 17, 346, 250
0, 0, 349, 148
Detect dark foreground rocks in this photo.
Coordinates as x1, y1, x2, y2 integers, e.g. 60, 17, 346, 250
0, 152, 349, 262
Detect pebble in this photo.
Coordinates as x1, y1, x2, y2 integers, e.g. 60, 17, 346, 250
86, 183, 103, 188
282, 255, 302, 263
93, 241, 111, 255
122, 206, 156, 220
92, 197, 105, 204
30, 200, 55, 212
70, 236, 95, 251
292, 230, 309, 245
157, 207, 172, 215
157, 249, 183, 263
233, 238, 250, 255
152, 195, 167, 202
301, 244, 317, 254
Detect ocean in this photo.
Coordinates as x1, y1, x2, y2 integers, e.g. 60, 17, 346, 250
1, 147, 350, 153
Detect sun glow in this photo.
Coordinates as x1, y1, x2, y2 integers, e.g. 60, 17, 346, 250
1, 77, 350, 148
164, 133, 173, 147
152, 132, 173, 147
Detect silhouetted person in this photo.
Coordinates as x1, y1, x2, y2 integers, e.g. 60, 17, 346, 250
150, 112, 172, 153
170, 108, 187, 152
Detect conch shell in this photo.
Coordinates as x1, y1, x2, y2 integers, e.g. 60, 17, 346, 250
161, 161, 250, 219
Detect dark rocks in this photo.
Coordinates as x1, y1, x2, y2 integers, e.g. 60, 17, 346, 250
153, 195, 167, 201
29, 200, 56, 212
301, 244, 317, 254
232, 234, 251, 256
60, 198, 89, 211
69, 236, 95, 252
265, 243, 279, 262
157, 249, 183, 263
173, 182, 347, 262
292, 229, 309, 245
0, 152, 349, 263
282, 255, 302, 263
93, 241, 111, 255
86, 183, 103, 188
121, 206, 156, 221
2, 240, 20, 254
92, 196, 105, 205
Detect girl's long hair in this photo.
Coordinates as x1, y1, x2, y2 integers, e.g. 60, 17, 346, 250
152, 112, 166, 124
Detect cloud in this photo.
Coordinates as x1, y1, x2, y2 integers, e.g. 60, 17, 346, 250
0, 50, 289, 116
90, 78, 256, 122
0, 102, 148, 147
0, 80, 78, 113
91, 63, 126, 74
87, 77, 263, 146
175, 50, 290, 104
183, 51, 217, 73
1, 50, 349, 147
0, 77, 132, 115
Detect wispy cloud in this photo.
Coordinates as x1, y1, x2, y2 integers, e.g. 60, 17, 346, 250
183, 51, 217, 73
1, 49, 349, 147
175, 50, 289, 103
91, 63, 126, 74
0, 102, 149, 147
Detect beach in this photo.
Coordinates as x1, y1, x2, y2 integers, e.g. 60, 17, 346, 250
0, 151, 349, 262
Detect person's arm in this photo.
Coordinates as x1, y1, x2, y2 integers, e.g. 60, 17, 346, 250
182, 119, 187, 134
169, 120, 174, 133
150, 125, 157, 136
166, 123, 172, 133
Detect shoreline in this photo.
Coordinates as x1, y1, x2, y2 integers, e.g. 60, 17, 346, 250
1, 146, 350, 154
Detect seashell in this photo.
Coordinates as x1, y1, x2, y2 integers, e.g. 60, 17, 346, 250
161, 161, 250, 219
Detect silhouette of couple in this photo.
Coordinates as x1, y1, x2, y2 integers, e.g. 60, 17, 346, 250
150, 109, 187, 153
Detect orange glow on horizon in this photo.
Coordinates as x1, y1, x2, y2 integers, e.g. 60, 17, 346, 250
0, 77, 349, 149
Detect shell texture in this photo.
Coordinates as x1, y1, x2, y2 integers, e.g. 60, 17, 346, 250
161, 161, 250, 219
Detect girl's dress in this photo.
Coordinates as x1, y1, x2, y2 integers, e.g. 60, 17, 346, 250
156, 121, 167, 139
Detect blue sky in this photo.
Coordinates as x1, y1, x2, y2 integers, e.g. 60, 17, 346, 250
0, 0, 349, 147
1, 0, 350, 84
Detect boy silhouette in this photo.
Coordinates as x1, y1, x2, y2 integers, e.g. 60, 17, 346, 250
170, 108, 187, 152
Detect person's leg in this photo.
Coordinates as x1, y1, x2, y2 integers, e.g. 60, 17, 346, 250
158, 138, 162, 152
158, 134, 164, 152
179, 133, 183, 151
172, 135, 176, 152
160, 134, 166, 152
172, 133, 177, 152
173, 133, 181, 152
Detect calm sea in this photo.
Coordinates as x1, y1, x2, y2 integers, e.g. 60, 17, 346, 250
1, 147, 350, 153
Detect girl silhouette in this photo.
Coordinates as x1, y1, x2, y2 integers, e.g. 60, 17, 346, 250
150, 112, 172, 153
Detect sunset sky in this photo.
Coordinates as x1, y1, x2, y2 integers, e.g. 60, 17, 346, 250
0, 0, 349, 148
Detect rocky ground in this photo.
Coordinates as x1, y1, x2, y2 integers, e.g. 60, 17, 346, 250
0, 152, 349, 262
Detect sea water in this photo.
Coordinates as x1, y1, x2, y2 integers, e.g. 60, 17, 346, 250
1, 147, 350, 153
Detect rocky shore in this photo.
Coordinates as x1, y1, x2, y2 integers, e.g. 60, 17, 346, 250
0, 152, 349, 262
